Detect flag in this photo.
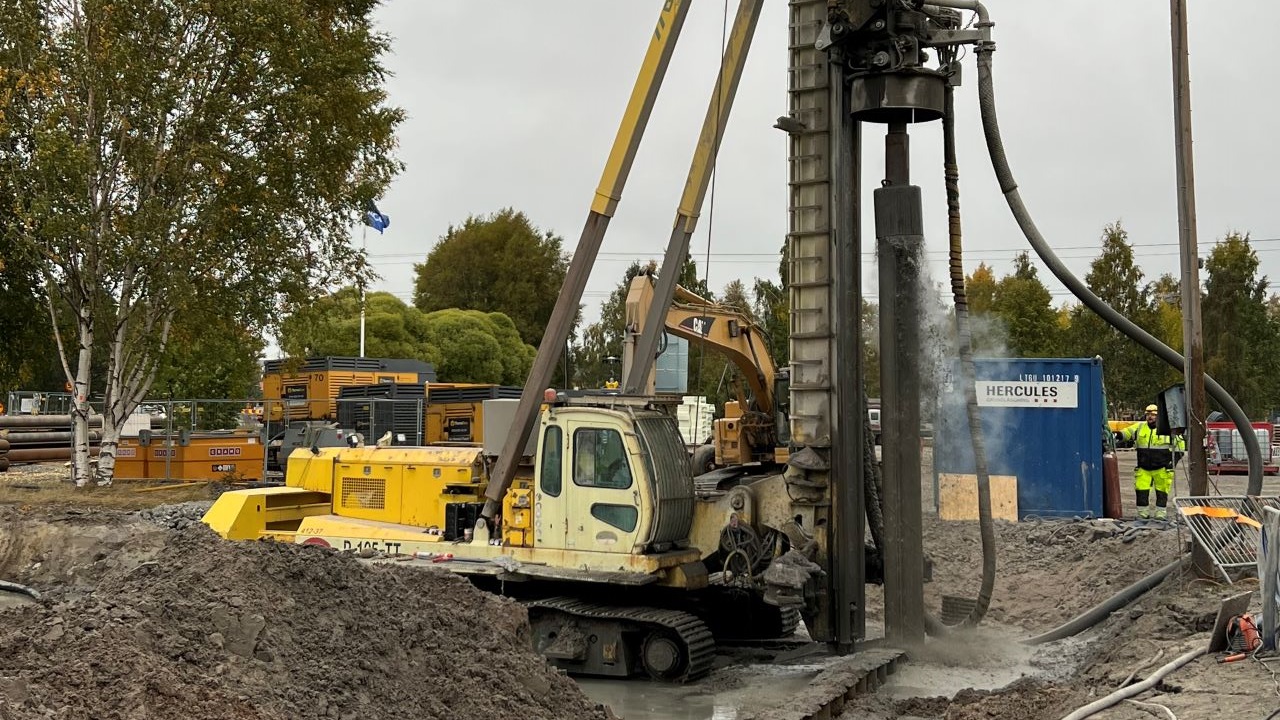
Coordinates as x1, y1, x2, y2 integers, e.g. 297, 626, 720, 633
363, 199, 390, 234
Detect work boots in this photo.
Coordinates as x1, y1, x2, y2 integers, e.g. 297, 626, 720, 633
1155, 508, 1168, 521
1138, 507, 1150, 520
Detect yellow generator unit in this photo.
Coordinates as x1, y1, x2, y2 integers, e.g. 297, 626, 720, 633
261, 356, 435, 421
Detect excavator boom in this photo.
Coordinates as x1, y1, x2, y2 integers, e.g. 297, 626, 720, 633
624, 276, 777, 416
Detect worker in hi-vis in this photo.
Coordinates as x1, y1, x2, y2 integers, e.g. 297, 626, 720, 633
1116, 403, 1185, 520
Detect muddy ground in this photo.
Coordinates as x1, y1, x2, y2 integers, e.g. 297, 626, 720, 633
0, 500, 612, 719
2, 453, 1279, 720
836, 447, 1280, 720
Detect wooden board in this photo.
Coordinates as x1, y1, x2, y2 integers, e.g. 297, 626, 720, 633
938, 473, 1019, 522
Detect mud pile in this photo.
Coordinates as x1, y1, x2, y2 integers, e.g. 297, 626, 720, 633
0, 523, 610, 720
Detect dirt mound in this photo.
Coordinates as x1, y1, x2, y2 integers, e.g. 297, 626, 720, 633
942, 678, 1084, 720
0, 524, 611, 720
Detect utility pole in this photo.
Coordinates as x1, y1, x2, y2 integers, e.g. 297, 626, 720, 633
1170, 0, 1210, 575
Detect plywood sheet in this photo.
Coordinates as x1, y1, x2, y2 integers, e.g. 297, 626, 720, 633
938, 473, 1019, 522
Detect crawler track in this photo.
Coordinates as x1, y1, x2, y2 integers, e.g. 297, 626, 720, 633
524, 596, 716, 681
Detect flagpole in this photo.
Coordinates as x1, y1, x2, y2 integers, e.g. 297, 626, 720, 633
359, 224, 367, 358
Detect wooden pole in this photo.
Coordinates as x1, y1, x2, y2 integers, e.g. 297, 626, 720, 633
1170, 0, 1211, 576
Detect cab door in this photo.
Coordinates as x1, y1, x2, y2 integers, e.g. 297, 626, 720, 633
561, 420, 645, 553
533, 423, 569, 549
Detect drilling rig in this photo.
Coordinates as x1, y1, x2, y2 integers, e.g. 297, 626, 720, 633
476, 0, 996, 652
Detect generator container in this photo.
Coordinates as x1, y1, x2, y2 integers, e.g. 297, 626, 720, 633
135, 431, 265, 482
934, 357, 1108, 520
113, 437, 147, 480
262, 357, 436, 422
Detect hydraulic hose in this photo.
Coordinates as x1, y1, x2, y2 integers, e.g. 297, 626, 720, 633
943, 82, 997, 628
973, 43, 1264, 494
0, 579, 41, 601
1059, 645, 1203, 720
1023, 556, 1183, 646
863, 388, 886, 558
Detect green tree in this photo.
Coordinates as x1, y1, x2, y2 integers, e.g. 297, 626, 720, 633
413, 209, 570, 346
1062, 222, 1161, 413
280, 289, 432, 363
1146, 273, 1184, 390
1202, 232, 1280, 417
862, 299, 881, 398
421, 310, 535, 385
1, 0, 403, 485
991, 252, 1060, 357
752, 277, 788, 370
152, 312, 265, 429
963, 262, 1007, 355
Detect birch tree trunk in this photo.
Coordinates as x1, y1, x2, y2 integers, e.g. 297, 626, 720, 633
95, 305, 172, 486
71, 314, 95, 487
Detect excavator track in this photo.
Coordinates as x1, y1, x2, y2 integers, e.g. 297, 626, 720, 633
523, 597, 716, 682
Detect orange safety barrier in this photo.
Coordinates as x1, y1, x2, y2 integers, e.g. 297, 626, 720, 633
1180, 505, 1263, 530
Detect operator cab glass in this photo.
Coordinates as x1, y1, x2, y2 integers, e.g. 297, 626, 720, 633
573, 427, 633, 490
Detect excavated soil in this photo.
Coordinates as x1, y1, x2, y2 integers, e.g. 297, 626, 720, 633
0, 508, 611, 720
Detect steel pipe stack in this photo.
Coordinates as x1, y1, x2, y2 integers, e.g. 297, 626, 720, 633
0, 415, 104, 469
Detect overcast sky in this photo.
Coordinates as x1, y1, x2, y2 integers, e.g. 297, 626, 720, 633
336, 0, 1278, 348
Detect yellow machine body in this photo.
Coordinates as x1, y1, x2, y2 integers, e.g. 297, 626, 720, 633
202, 403, 707, 586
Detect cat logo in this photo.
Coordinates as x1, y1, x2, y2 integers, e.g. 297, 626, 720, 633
679, 316, 715, 337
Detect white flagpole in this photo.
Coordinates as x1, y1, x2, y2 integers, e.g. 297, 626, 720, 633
359, 224, 367, 357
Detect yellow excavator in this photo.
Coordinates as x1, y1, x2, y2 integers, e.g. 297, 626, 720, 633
623, 275, 788, 473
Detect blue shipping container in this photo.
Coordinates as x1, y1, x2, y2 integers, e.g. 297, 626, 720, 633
933, 357, 1108, 520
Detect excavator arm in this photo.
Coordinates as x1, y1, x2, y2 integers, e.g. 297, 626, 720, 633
624, 275, 777, 417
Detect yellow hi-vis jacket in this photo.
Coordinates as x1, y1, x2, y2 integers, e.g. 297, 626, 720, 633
1120, 421, 1186, 471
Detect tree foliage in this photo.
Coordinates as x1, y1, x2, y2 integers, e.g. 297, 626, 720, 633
422, 309, 535, 386
1201, 233, 1280, 418
279, 289, 533, 385
413, 209, 570, 346
991, 252, 1060, 357
1060, 222, 1164, 414
1, 0, 403, 484
962, 262, 1006, 355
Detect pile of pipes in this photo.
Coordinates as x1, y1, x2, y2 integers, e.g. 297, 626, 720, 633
0, 414, 102, 471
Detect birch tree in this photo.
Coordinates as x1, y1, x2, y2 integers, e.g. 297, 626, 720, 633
1, 0, 403, 485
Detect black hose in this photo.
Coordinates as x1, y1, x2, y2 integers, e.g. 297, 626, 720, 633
0, 579, 41, 601
1022, 557, 1183, 645
943, 82, 997, 628
863, 388, 886, 557
974, 42, 1264, 494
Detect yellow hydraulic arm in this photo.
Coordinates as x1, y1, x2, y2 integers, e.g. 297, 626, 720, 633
482, 1, 692, 518
624, 276, 777, 417
622, 0, 766, 395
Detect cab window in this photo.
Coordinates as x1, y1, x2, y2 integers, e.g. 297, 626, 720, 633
540, 426, 562, 497
573, 428, 633, 489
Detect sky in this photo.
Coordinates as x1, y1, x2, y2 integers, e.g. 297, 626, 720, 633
301, 0, 1280, 356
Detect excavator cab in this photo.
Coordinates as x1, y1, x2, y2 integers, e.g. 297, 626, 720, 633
532, 400, 695, 556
